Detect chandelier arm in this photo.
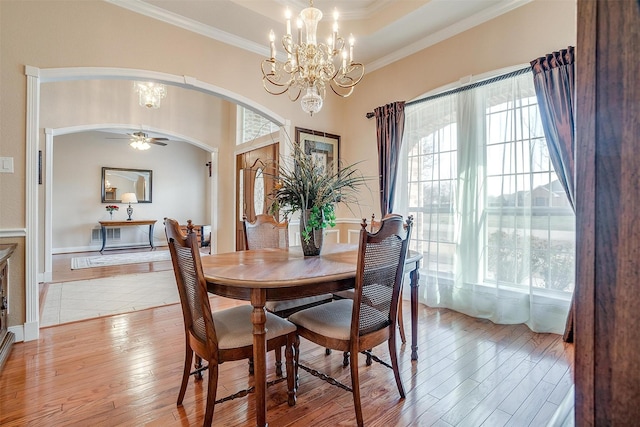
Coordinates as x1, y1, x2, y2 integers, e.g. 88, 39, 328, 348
329, 82, 354, 98
332, 63, 365, 89
262, 78, 293, 96
288, 85, 303, 102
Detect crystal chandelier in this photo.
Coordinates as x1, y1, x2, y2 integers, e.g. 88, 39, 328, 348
134, 82, 167, 109
129, 132, 151, 150
261, 0, 364, 116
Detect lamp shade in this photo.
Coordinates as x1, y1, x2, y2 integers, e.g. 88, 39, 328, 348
121, 193, 138, 204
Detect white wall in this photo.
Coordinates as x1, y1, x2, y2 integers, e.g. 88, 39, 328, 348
52, 131, 209, 252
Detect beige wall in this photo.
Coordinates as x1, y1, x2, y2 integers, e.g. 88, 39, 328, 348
0, 0, 576, 330
40, 79, 226, 260
337, 0, 577, 218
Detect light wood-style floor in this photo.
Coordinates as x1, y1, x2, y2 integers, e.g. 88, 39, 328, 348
5, 251, 574, 426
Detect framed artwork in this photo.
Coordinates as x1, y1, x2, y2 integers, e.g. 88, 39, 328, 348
295, 127, 340, 175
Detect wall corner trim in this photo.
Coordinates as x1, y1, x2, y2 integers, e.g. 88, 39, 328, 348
25, 65, 40, 78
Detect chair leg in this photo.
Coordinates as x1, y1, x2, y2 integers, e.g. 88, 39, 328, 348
248, 358, 254, 375
398, 299, 406, 344
349, 348, 364, 427
343, 351, 350, 367
285, 336, 296, 406
178, 346, 193, 405
275, 345, 283, 377
388, 332, 405, 398
294, 335, 300, 388
365, 350, 372, 366
203, 363, 219, 427
194, 355, 204, 380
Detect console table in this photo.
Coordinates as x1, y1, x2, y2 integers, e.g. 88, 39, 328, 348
98, 220, 157, 253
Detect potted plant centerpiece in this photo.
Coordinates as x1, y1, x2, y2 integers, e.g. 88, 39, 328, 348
269, 141, 368, 256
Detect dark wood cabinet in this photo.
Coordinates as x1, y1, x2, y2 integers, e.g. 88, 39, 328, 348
575, 0, 640, 424
0, 244, 16, 372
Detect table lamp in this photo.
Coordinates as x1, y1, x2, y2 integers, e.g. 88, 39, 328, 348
121, 193, 138, 221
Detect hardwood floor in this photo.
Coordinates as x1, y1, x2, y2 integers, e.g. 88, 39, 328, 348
49, 247, 174, 283
7, 252, 574, 426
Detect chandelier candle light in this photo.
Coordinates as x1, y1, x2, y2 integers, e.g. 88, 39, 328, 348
261, 0, 364, 116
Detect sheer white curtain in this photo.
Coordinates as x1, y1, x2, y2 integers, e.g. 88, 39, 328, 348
396, 71, 574, 334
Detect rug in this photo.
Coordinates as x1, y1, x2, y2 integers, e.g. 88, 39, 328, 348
71, 250, 171, 269
41, 270, 179, 327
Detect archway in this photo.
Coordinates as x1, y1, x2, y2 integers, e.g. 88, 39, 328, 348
23, 66, 288, 341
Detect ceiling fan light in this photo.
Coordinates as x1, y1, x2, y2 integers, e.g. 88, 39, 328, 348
129, 135, 152, 151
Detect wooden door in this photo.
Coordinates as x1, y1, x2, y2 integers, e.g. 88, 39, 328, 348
235, 143, 279, 250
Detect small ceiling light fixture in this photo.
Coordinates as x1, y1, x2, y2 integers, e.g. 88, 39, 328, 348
134, 81, 167, 109
129, 132, 151, 151
261, 0, 364, 116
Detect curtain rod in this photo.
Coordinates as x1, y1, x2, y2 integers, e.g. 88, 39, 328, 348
365, 66, 531, 119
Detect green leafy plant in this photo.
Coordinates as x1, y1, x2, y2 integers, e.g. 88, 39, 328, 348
269, 140, 368, 243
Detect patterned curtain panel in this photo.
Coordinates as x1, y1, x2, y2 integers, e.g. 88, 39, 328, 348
375, 102, 406, 216
530, 46, 576, 342
530, 47, 575, 210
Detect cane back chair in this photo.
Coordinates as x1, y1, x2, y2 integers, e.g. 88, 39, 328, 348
289, 214, 413, 426
165, 218, 297, 426
243, 214, 333, 318
333, 213, 407, 364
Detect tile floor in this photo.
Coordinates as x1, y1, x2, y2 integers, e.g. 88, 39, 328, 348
41, 270, 179, 327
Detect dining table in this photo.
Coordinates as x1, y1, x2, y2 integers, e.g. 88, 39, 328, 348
200, 243, 422, 427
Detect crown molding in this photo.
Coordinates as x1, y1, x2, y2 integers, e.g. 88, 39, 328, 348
367, 0, 532, 72
105, 0, 271, 57
107, 0, 531, 74
277, 0, 395, 20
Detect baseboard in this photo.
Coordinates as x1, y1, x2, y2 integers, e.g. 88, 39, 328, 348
53, 241, 168, 254
23, 321, 39, 341
8, 324, 24, 342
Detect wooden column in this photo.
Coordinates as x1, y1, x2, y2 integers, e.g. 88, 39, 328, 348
575, 0, 640, 424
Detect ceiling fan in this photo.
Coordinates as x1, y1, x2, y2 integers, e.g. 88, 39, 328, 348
107, 131, 170, 150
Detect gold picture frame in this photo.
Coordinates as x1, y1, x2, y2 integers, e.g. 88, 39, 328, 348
295, 127, 340, 175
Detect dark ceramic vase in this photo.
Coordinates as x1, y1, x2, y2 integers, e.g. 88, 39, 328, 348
299, 209, 323, 256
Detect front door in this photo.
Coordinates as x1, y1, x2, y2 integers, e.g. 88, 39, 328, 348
235, 143, 279, 250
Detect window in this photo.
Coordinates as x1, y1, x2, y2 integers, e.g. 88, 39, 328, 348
238, 107, 279, 144
400, 69, 574, 320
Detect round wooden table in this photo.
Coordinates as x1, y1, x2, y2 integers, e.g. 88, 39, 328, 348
201, 243, 422, 427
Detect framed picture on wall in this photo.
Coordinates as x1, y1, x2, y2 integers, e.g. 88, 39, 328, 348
295, 127, 340, 176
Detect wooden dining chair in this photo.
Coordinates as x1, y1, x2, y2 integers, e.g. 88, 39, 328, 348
243, 214, 334, 372
333, 213, 407, 366
289, 214, 412, 427
373, 214, 407, 344
164, 218, 298, 426
243, 214, 334, 318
